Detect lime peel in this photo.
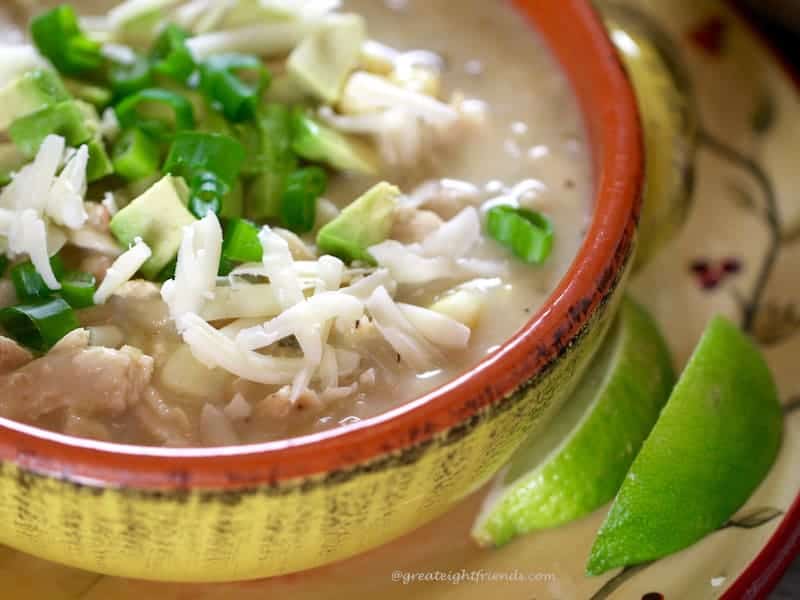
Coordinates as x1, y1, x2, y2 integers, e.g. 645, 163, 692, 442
471, 297, 675, 547
586, 316, 783, 575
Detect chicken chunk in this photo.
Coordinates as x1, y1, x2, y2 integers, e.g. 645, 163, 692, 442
133, 388, 192, 447
0, 336, 33, 375
0, 344, 154, 422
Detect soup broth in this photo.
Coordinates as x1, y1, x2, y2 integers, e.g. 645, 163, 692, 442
0, 0, 590, 446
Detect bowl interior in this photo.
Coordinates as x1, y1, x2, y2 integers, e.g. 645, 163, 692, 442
0, 0, 643, 488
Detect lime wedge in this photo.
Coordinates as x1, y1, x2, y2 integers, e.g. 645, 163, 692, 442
471, 297, 675, 547
586, 316, 783, 575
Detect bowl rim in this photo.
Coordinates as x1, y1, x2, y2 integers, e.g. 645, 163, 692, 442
0, 0, 644, 489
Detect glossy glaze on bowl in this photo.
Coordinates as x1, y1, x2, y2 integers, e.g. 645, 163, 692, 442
0, 0, 642, 580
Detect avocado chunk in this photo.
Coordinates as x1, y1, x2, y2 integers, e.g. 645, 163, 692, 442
292, 111, 379, 176
110, 175, 196, 279
0, 69, 70, 130
317, 181, 399, 264
9, 101, 93, 157
287, 14, 366, 104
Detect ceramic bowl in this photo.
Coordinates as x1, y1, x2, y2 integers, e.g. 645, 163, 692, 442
0, 0, 643, 581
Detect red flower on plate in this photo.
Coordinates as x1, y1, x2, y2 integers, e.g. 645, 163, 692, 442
690, 257, 742, 290
688, 16, 728, 56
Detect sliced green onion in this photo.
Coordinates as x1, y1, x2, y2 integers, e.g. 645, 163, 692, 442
0, 297, 79, 352
163, 131, 245, 186
64, 78, 113, 108
200, 53, 271, 122
10, 256, 66, 303
115, 88, 195, 140
59, 271, 97, 309
9, 101, 92, 158
486, 205, 554, 265
243, 105, 297, 219
188, 172, 227, 218
218, 256, 236, 277
150, 25, 195, 82
110, 56, 154, 99
156, 257, 177, 283
112, 128, 161, 181
281, 166, 327, 234
222, 218, 263, 263
30, 6, 103, 75
86, 136, 115, 182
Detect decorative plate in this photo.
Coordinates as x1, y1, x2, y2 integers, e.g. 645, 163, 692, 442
0, 0, 798, 597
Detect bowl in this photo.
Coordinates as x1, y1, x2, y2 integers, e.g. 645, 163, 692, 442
0, 0, 643, 581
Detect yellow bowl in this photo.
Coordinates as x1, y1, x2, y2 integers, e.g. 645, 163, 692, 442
0, 0, 645, 581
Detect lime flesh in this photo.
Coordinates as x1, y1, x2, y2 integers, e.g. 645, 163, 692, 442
586, 316, 783, 575
471, 297, 675, 547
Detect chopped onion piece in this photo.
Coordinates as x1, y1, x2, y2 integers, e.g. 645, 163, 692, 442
93, 237, 152, 304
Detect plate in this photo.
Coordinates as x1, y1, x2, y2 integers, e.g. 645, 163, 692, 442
1, 0, 798, 597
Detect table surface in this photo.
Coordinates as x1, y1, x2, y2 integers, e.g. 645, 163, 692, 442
735, 5, 800, 598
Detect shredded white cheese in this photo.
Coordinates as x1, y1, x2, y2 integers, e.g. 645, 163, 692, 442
236, 291, 364, 354
161, 212, 223, 326
107, 0, 180, 30
398, 303, 470, 349
101, 191, 119, 216
258, 226, 305, 309
47, 145, 89, 229
93, 238, 152, 304
9, 209, 60, 289
369, 207, 505, 285
180, 313, 306, 384
186, 20, 323, 60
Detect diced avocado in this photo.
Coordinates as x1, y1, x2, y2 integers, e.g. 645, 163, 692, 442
0, 69, 70, 130
63, 78, 112, 108
292, 112, 379, 175
9, 101, 93, 158
110, 174, 196, 279
85, 137, 115, 182
287, 14, 366, 104
317, 181, 399, 264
